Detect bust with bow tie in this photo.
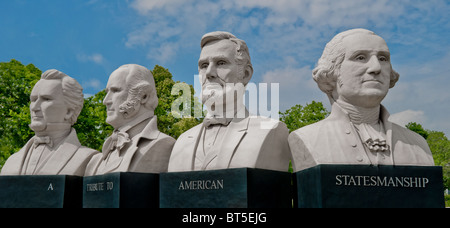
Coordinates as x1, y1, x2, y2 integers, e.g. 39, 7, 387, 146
289, 28, 435, 172
84, 64, 176, 176
168, 31, 291, 172
1, 69, 99, 176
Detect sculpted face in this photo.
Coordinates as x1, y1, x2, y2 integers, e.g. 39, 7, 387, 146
198, 39, 245, 113
337, 33, 392, 108
103, 68, 130, 129
30, 80, 71, 132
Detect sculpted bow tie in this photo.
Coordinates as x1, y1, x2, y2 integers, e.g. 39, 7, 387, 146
33, 136, 53, 148
203, 117, 232, 128
102, 130, 131, 160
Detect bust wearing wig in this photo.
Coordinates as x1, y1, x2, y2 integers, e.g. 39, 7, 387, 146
288, 29, 434, 172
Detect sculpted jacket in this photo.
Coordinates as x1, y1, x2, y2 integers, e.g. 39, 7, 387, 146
168, 110, 291, 172
288, 103, 435, 172
84, 116, 176, 176
0, 128, 99, 176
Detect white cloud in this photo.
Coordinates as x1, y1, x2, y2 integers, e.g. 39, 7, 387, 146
261, 63, 328, 111
82, 79, 103, 90
124, 0, 450, 135
389, 110, 426, 127
130, 0, 186, 15
77, 53, 104, 64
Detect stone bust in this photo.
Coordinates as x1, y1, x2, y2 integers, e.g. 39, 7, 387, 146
84, 64, 176, 176
0, 69, 99, 176
168, 31, 291, 172
288, 28, 435, 172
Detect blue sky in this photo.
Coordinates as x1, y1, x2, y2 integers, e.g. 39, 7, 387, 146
1, 0, 449, 136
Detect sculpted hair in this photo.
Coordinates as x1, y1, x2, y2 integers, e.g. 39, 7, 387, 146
118, 64, 158, 116
41, 69, 84, 125
201, 31, 253, 70
312, 28, 400, 100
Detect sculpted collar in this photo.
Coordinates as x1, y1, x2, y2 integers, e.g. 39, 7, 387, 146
117, 111, 153, 134
333, 101, 390, 153
336, 99, 380, 125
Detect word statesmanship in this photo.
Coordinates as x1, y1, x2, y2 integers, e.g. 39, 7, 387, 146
335, 175, 430, 188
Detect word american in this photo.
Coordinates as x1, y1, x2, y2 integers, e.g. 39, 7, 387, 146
178, 179, 224, 190
335, 175, 430, 188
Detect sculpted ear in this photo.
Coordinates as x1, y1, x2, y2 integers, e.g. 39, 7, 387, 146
65, 108, 74, 123
141, 92, 149, 105
242, 64, 253, 86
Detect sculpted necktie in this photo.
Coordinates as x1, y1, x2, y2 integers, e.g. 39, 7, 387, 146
102, 130, 131, 160
33, 136, 53, 148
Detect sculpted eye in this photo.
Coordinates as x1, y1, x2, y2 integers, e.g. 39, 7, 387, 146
379, 56, 389, 62
200, 63, 209, 69
41, 96, 52, 101
355, 55, 366, 61
217, 60, 227, 66
110, 88, 121, 93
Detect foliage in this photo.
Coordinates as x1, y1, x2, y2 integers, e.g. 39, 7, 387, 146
74, 90, 113, 152
425, 130, 450, 190
406, 122, 450, 193
0, 60, 41, 168
152, 65, 203, 139
279, 101, 330, 133
280, 101, 330, 173
406, 122, 429, 139
0, 61, 202, 170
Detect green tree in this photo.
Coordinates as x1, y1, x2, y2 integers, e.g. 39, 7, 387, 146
152, 65, 203, 138
0, 60, 41, 168
279, 101, 330, 172
0, 61, 202, 170
426, 130, 450, 191
74, 90, 113, 152
406, 122, 429, 139
279, 101, 330, 132
406, 122, 450, 195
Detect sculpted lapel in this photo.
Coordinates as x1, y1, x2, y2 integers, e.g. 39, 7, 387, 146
36, 131, 80, 175
182, 125, 204, 171
215, 117, 250, 169
0, 138, 34, 175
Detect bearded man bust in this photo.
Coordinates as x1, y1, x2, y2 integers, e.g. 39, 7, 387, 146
168, 31, 291, 172
84, 64, 175, 176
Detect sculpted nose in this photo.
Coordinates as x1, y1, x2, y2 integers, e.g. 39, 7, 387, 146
30, 99, 41, 111
205, 64, 217, 80
367, 56, 381, 75
103, 92, 112, 106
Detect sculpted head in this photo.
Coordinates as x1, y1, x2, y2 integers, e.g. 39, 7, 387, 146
198, 31, 253, 113
103, 64, 158, 129
30, 69, 84, 133
313, 28, 400, 108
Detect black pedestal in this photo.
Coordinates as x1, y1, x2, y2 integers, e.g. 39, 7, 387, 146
0, 175, 82, 208
83, 172, 159, 208
294, 165, 445, 208
160, 168, 292, 208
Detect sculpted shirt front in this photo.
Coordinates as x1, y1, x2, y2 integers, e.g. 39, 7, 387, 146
168, 109, 291, 172
84, 114, 175, 176
0, 128, 99, 176
288, 103, 435, 172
